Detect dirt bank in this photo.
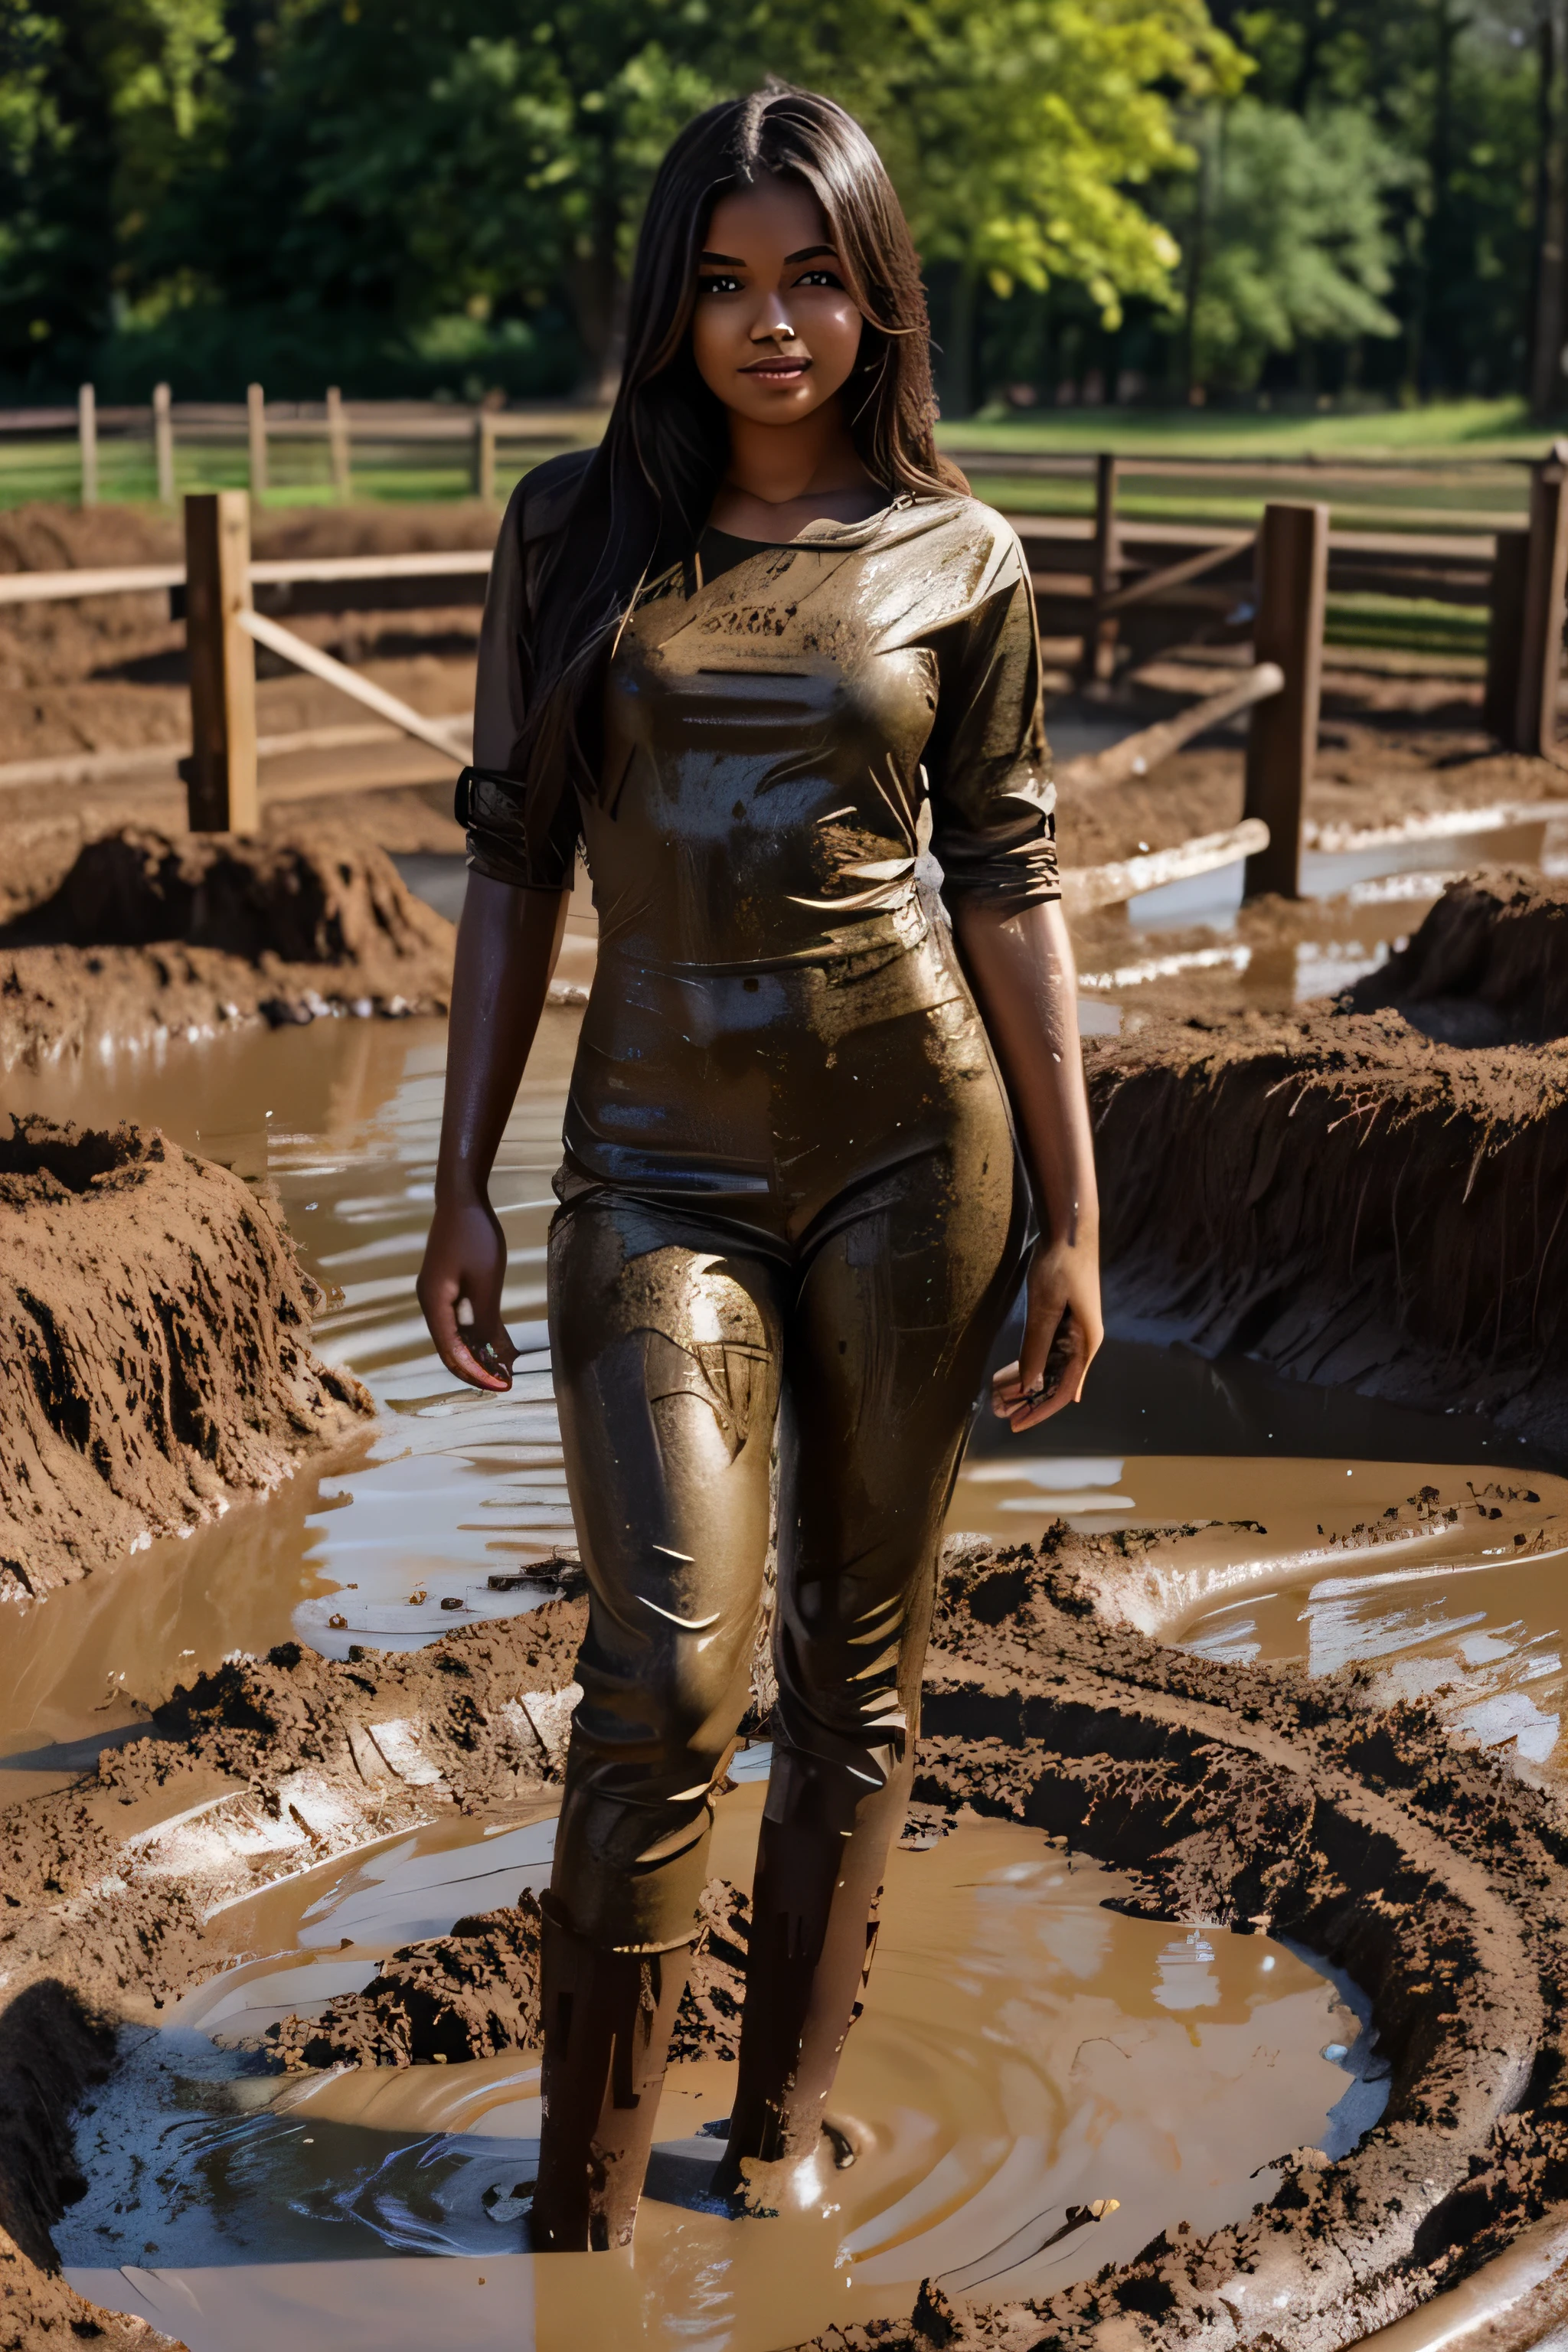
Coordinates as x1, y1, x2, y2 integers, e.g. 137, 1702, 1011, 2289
1089, 1005, 1568, 1451
0, 826, 455, 1069
0, 1117, 370, 1602
5, 1530, 1568, 2349
1348, 868, 1568, 1044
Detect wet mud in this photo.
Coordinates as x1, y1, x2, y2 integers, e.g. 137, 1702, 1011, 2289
1348, 867, 1568, 1045
0, 1116, 370, 1601
0, 827, 456, 1071
264, 1873, 750, 2073
1089, 874, 1568, 1453
3, 1536, 1566, 2350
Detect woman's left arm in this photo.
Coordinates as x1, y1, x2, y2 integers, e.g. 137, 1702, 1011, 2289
952, 893, 1102, 1431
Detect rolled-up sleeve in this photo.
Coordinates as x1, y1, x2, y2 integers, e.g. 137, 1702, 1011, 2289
926, 531, 1059, 912
461, 475, 577, 893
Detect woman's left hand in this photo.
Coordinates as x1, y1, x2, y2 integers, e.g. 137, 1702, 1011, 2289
991, 1236, 1103, 1432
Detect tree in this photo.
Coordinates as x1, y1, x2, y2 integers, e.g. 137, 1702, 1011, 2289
1166, 97, 1409, 388
2, 0, 1248, 394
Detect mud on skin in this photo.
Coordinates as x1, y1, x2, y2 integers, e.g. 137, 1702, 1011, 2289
6, 1534, 1568, 2349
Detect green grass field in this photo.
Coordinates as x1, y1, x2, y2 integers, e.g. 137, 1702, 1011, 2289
2, 397, 1534, 658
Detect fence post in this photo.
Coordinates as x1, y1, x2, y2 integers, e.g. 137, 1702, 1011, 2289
1511, 444, 1568, 756
326, 386, 351, 500
153, 383, 175, 505
183, 491, 259, 833
78, 385, 97, 508
472, 410, 497, 501
1484, 529, 1530, 742
1077, 452, 1119, 686
1242, 501, 1328, 901
247, 382, 268, 499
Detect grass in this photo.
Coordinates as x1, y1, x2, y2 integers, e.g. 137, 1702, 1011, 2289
937, 397, 1550, 462
0, 404, 1514, 661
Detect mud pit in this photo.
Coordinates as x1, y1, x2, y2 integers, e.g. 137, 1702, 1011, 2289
5, 538, 1568, 2346
3, 1008, 1568, 2351
1088, 871, 1568, 1454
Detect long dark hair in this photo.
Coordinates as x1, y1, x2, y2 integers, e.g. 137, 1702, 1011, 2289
527, 84, 967, 801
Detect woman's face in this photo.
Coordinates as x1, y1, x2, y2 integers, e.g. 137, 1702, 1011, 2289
690, 175, 867, 428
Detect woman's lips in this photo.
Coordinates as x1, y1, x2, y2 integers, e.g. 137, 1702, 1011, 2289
742, 357, 811, 378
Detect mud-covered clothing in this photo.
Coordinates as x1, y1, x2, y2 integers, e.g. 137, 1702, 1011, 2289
466, 453, 1054, 1952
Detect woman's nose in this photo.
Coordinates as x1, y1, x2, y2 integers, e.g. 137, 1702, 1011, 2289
752, 289, 796, 343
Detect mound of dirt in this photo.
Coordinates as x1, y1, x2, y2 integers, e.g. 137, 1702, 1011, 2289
0, 1116, 371, 1600
1347, 867, 1568, 1044
266, 1876, 751, 2073
1087, 1008, 1568, 1449
0, 825, 456, 1068
8, 1541, 1568, 2350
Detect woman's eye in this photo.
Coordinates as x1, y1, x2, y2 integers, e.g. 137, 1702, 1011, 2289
697, 274, 742, 296
795, 269, 844, 289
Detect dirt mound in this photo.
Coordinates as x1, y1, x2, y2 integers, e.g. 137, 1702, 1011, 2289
0, 825, 455, 1068
8, 1546, 1568, 2348
1347, 867, 1568, 1044
266, 1876, 751, 2073
1087, 1009, 1568, 1450
0, 1116, 371, 1600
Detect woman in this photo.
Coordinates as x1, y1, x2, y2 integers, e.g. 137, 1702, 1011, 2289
416, 83, 1102, 2252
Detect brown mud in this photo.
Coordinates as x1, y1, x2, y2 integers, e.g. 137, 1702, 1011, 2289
5, 1536, 1568, 2350
1348, 868, 1568, 1044
0, 827, 456, 1070
1087, 870, 1568, 1451
0, 1116, 370, 1601
264, 1873, 750, 2073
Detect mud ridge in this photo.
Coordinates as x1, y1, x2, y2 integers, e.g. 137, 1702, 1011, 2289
263, 1874, 751, 2073
0, 826, 456, 1070
1348, 867, 1568, 1045
0, 1117, 371, 1600
5, 1537, 1568, 2348
1087, 1003, 1568, 1451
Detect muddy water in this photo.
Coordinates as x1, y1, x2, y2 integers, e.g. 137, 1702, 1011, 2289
5, 1008, 1567, 1797
59, 1762, 1380, 2352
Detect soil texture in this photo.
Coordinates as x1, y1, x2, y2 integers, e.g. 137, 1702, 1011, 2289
5, 1533, 1568, 2349
0, 1116, 371, 1601
0, 826, 456, 1070
1088, 1004, 1568, 1450
1348, 868, 1568, 1044
263, 1874, 750, 2073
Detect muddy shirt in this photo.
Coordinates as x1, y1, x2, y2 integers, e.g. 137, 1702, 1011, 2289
465, 451, 1057, 1236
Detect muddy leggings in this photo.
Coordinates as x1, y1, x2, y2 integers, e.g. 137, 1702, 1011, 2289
544, 1137, 1028, 1980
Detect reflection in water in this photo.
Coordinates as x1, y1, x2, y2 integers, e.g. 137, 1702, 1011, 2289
6, 1009, 1568, 1800
62, 1780, 1377, 2352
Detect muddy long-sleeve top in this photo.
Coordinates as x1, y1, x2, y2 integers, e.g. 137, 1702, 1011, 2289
463, 450, 1059, 1240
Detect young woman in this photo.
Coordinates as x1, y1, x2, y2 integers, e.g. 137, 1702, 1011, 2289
416, 83, 1102, 2252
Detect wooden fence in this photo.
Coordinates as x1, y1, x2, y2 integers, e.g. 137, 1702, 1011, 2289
4, 439, 1566, 909
6, 387, 594, 505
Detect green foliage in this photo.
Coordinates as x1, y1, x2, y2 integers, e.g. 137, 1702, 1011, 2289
1178, 99, 1411, 387
0, 0, 1246, 394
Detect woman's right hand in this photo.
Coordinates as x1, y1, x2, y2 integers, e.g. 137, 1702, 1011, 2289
416, 1190, 518, 1392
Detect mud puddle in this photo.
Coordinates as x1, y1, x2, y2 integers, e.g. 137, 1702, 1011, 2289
1096, 815, 1566, 1004
59, 1757, 1377, 2352
7, 1007, 1560, 1797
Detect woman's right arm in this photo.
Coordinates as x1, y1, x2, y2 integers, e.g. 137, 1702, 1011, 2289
416, 876, 570, 1392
